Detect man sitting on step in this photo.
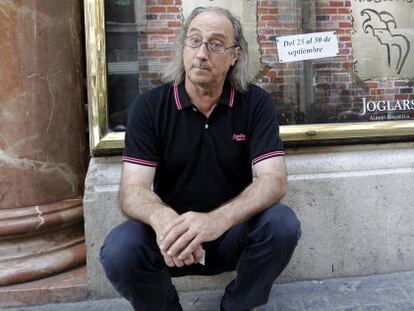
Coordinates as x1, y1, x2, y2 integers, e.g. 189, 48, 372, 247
100, 6, 301, 311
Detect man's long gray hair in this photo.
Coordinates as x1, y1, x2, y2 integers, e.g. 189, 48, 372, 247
162, 6, 250, 92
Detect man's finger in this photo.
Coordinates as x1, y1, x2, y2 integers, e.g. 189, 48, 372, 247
183, 254, 195, 265
162, 254, 175, 267
159, 223, 188, 252
172, 256, 184, 267
160, 216, 185, 240
177, 237, 202, 260
166, 230, 196, 257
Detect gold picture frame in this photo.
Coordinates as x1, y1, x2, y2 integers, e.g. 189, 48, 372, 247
84, 0, 414, 155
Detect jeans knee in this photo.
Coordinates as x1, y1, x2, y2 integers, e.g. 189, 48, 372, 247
100, 220, 162, 283
254, 204, 301, 250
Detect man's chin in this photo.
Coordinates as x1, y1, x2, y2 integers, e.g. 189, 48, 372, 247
189, 73, 212, 83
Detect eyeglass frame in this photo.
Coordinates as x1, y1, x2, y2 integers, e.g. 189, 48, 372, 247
183, 36, 238, 54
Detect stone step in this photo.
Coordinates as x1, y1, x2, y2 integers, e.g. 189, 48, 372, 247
3, 270, 414, 310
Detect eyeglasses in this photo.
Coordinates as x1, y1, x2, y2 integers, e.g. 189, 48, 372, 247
184, 37, 238, 54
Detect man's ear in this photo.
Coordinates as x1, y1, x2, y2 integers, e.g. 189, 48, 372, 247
231, 47, 240, 66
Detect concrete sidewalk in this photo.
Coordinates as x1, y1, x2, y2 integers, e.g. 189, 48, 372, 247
2, 270, 414, 311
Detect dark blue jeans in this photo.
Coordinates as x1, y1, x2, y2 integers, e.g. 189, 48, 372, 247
100, 204, 301, 311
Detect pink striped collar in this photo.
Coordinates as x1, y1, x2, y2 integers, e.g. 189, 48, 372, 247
173, 82, 236, 110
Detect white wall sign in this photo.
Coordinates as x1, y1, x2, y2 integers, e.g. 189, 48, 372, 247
276, 31, 339, 63
351, 2, 414, 79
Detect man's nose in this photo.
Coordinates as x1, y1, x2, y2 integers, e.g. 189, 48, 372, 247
195, 42, 209, 59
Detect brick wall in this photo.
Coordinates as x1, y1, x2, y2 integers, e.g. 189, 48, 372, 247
137, 0, 182, 93
134, 0, 414, 123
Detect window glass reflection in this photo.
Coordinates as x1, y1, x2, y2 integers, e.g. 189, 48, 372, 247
104, 0, 414, 131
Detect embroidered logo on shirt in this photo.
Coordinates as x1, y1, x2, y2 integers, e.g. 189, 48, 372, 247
232, 133, 247, 142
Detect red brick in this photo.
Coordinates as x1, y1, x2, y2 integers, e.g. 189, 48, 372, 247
267, 23, 289, 29
395, 94, 409, 100
146, 28, 174, 35
167, 21, 181, 28
330, 1, 344, 7
261, 55, 277, 62
167, 7, 180, 13
266, 71, 278, 78
338, 35, 350, 42
258, 28, 275, 35
159, 14, 176, 20
370, 89, 384, 95
259, 1, 275, 8
261, 15, 276, 21
378, 95, 393, 101
263, 48, 277, 55
342, 62, 353, 69
159, 0, 173, 4
335, 29, 349, 35
338, 49, 351, 55
261, 42, 276, 48
319, 8, 338, 14
366, 82, 379, 88
338, 8, 351, 14
257, 8, 269, 14
339, 22, 352, 28
148, 6, 166, 13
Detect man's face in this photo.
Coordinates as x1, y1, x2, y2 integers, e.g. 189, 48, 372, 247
183, 11, 238, 88
372, 28, 392, 45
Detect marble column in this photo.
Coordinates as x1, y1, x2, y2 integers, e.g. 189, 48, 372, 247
0, 0, 86, 294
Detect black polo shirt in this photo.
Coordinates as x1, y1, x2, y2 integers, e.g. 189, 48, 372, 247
123, 81, 284, 214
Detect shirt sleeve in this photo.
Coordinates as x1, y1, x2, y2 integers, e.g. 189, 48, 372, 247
123, 94, 159, 167
248, 90, 284, 165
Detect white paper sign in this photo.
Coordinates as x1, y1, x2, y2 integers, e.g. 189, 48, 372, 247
276, 31, 339, 63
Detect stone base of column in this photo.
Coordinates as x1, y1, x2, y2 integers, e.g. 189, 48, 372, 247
0, 199, 87, 307
0, 266, 87, 308
0, 199, 85, 286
